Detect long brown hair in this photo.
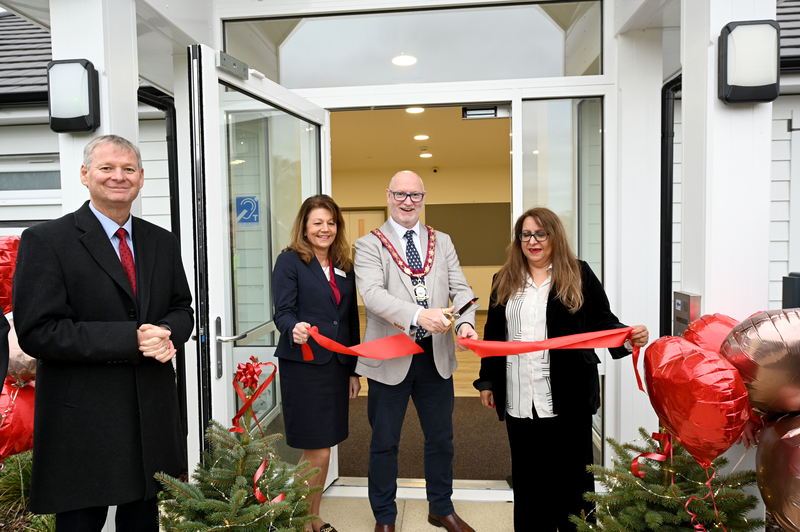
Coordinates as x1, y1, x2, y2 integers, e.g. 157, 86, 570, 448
284, 195, 352, 272
491, 207, 583, 313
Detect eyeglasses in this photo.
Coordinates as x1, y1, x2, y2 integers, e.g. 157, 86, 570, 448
390, 190, 426, 203
518, 231, 550, 243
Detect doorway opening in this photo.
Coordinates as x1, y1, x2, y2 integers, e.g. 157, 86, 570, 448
329, 105, 512, 483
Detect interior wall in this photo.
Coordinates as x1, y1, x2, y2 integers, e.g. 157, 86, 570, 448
332, 164, 511, 307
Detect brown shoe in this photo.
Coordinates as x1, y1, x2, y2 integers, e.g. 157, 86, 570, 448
374, 525, 395, 532
427, 512, 476, 532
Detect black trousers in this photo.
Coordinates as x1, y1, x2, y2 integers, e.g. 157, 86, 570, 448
55, 496, 158, 532
366, 337, 455, 525
506, 409, 595, 532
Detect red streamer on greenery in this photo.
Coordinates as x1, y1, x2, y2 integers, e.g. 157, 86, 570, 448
230, 356, 280, 504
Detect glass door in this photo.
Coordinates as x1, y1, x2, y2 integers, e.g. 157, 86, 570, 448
187, 43, 333, 482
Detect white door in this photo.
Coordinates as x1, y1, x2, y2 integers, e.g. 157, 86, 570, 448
186, 44, 337, 484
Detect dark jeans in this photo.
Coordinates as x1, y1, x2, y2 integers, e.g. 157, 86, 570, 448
506, 410, 595, 532
367, 339, 455, 525
55, 497, 158, 532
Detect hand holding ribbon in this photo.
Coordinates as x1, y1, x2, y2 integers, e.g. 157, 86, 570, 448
300, 326, 424, 361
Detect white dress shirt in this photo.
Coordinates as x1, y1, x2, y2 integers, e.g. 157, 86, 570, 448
505, 267, 555, 419
388, 218, 426, 329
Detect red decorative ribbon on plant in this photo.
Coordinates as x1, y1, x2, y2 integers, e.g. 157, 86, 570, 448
230, 360, 277, 435
632, 432, 673, 479
230, 357, 281, 504
301, 326, 424, 361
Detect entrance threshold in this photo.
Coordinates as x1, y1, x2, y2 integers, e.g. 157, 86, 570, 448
325, 477, 514, 503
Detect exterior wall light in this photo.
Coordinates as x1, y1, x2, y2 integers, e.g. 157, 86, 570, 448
47, 59, 101, 132
718, 20, 780, 104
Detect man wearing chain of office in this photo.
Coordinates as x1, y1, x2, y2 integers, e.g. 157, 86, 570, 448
354, 170, 479, 532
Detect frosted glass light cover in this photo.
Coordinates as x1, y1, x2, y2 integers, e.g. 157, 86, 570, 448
727, 24, 778, 87
48, 62, 90, 118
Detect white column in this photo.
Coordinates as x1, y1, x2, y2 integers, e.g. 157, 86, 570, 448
50, 0, 140, 216
681, 0, 773, 527
681, 0, 773, 319
605, 28, 662, 451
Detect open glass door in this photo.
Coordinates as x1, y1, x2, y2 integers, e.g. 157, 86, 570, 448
187, 44, 333, 482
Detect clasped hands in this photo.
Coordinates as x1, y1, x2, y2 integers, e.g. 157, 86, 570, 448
137, 323, 175, 363
418, 306, 478, 352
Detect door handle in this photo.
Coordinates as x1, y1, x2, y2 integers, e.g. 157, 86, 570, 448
215, 317, 247, 379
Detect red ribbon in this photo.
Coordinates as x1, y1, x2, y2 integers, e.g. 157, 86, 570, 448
683, 468, 727, 532
632, 432, 672, 479
301, 326, 424, 361
230, 362, 276, 435
457, 327, 634, 358
229, 361, 282, 504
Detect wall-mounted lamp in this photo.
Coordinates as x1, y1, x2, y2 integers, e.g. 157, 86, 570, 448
718, 20, 780, 104
47, 59, 100, 132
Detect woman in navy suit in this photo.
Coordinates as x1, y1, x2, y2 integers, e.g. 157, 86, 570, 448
273, 195, 360, 532
473, 207, 648, 531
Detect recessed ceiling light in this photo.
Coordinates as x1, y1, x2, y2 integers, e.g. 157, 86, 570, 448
420, 153, 433, 158
406, 107, 424, 114
230, 159, 246, 165
392, 54, 417, 66
533, 150, 540, 155
414, 135, 429, 140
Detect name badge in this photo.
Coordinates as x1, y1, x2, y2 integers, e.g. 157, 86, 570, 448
334, 268, 346, 278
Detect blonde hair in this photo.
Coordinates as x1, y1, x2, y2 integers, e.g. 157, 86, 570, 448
284, 195, 352, 272
491, 207, 583, 313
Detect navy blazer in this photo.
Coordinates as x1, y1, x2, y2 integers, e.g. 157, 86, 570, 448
272, 250, 360, 367
474, 261, 630, 420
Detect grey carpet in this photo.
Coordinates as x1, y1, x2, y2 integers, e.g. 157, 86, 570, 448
338, 396, 512, 480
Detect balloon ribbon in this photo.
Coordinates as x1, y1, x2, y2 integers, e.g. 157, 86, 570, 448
632, 432, 672, 479
229, 360, 282, 504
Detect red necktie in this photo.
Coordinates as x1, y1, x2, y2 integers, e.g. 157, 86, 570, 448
115, 228, 136, 297
329, 263, 341, 305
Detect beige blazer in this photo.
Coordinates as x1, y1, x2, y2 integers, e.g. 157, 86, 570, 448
354, 219, 475, 385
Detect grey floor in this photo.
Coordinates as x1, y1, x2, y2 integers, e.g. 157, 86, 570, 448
319, 496, 514, 532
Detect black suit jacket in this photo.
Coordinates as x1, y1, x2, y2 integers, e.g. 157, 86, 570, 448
272, 250, 359, 366
12, 201, 193, 514
474, 261, 629, 420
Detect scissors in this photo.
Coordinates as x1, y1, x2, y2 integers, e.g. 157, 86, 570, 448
442, 297, 480, 332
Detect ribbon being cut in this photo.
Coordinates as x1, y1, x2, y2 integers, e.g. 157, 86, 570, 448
301, 324, 636, 361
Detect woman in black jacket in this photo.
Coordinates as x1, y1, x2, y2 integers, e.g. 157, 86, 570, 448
473, 207, 648, 531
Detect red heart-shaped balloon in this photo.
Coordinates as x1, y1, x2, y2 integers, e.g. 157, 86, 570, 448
644, 336, 749, 467
683, 313, 739, 353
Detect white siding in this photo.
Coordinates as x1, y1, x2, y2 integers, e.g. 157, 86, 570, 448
139, 119, 171, 230
672, 100, 682, 295
0, 115, 170, 230
770, 96, 798, 310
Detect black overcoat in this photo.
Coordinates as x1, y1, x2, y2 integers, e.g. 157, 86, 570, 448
12, 201, 194, 514
474, 261, 630, 419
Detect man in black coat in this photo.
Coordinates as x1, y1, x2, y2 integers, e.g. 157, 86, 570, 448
12, 135, 194, 531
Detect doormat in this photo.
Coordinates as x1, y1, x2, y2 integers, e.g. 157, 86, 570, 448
338, 396, 511, 481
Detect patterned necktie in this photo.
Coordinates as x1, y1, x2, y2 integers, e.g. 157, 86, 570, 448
405, 229, 428, 341
115, 228, 136, 297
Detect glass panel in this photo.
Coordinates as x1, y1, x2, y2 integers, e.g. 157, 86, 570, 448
224, 1, 601, 89
219, 82, 320, 348
0, 171, 60, 190
521, 97, 602, 279
522, 97, 604, 466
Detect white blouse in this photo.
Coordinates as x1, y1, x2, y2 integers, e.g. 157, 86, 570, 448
504, 268, 555, 419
